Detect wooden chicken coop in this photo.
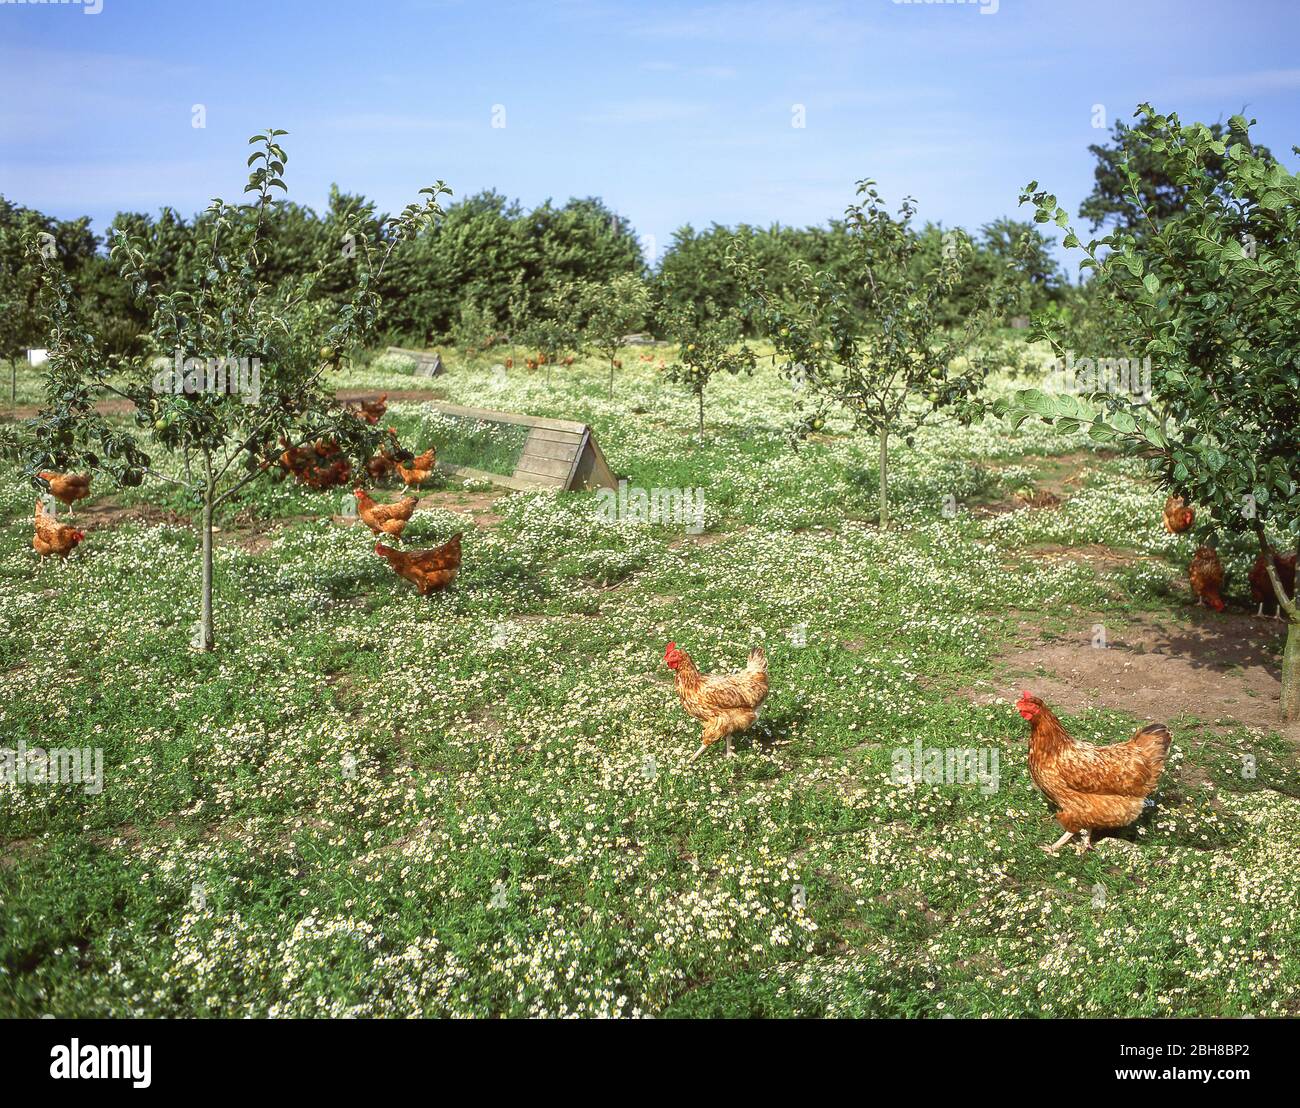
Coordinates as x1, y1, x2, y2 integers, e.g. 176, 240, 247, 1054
425, 400, 617, 492
384, 346, 444, 377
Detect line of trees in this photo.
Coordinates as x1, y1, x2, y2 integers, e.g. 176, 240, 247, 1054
15, 119, 1228, 367
2, 196, 1067, 364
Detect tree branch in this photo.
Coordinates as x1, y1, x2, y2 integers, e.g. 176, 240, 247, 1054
1254, 522, 1298, 621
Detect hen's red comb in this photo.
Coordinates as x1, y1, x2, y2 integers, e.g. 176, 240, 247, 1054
664, 641, 677, 656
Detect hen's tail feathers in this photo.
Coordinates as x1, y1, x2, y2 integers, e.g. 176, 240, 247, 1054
747, 646, 767, 674
1134, 723, 1172, 768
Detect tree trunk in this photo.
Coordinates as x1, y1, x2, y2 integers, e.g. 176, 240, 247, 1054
1282, 620, 1300, 723
198, 451, 215, 652
608, 357, 615, 398
697, 391, 705, 438
878, 429, 890, 528
1260, 534, 1300, 723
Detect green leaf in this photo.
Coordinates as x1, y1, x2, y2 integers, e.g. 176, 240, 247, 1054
1111, 410, 1136, 434
1087, 419, 1119, 443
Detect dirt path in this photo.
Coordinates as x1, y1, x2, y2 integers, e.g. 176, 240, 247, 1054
964, 610, 1296, 737
974, 449, 1117, 517
63, 485, 511, 551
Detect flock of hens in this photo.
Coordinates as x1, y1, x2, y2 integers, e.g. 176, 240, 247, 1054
23, 404, 1298, 856
1167, 494, 1297, 619
30, 393, 464, 596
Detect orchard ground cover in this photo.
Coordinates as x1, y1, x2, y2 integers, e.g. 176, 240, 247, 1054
0, 344, 1296, 1017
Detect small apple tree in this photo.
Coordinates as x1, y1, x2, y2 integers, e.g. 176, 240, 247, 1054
509, 276, 581, 387
0, 200, 68, 402
573, 273, 649, 397
730, 180, 1009, 526
661, 294, 756, 436
1006, 105, 1300, 719
23, 129, 447, 651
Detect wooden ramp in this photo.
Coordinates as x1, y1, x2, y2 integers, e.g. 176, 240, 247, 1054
422, 400, 617, 492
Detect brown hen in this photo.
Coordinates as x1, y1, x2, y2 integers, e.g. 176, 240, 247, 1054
39, 471, 92, 516
665, 642, 769, 764
1249, 548, 1297, 619
351, 393, 388, 424
365, 427, 403, 481
1018, 692, 1171, 854
395, 447, 437, 488
374, 533, 462, 594
1188, 545, 1225, 611
1162, 495, 1194, 533
353, 488, 418, 538
33, 499, 85, 558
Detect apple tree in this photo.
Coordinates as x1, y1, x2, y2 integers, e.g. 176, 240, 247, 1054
507, 276, 581, 387
661, 293, 756, 436
730, 180, 1010, 526
22, 129, 447, 651
573, 274, 649, 397
1006, 105, 1300, 720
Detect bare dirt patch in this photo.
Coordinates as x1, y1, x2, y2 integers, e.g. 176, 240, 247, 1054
669, 530, 733, 549
974, 449, 1113, 517
1023, 543, 1150, 567
963, 611, 1296, 738
668, 525, 751, 550
411, 488, 510, 528
67, 499, 310, 554
74, 501, 188, 531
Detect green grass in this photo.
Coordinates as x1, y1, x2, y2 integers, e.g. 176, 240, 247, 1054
0, 345, 1297, 1017
405, 408, 531, 476
0, 357, 46, 409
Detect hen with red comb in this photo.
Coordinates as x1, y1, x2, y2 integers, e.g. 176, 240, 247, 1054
664, 642, 769, 764
1018, 691, 1171, 853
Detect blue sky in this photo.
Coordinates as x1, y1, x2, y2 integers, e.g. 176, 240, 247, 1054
2, 0, 1298, 269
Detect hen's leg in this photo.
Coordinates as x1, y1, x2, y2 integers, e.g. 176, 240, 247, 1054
688, 719, 723, 766
724, 709, 757, 758
1040, 830, 1074, 854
